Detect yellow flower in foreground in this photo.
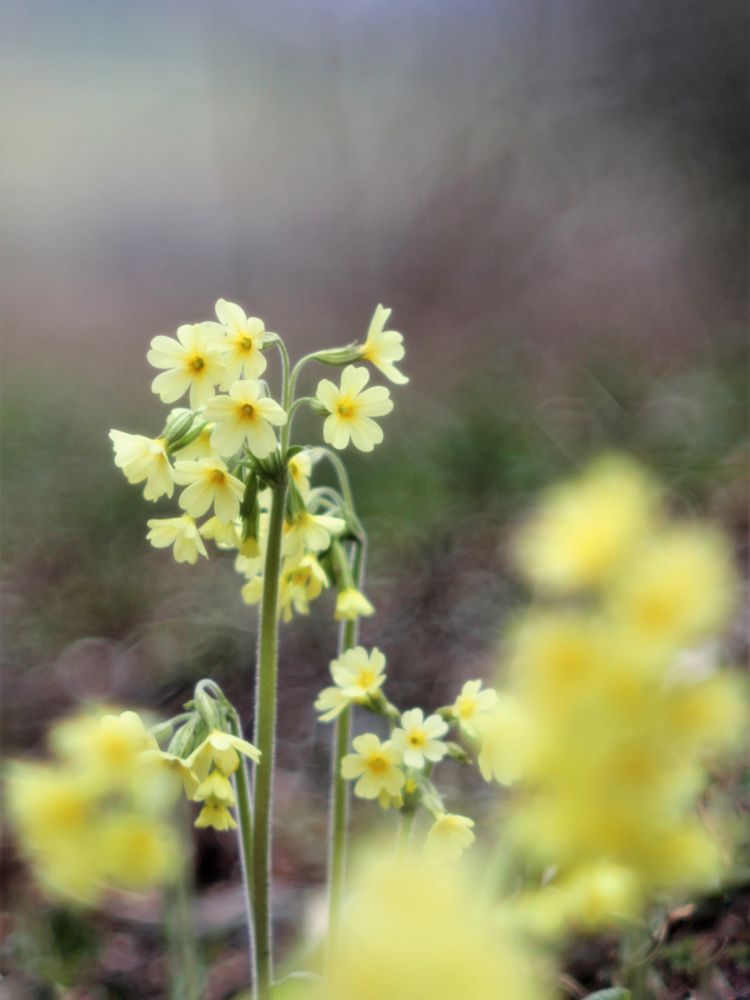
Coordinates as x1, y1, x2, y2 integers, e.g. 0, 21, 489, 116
316, 365, 393, 451
203, 379, 287, 458
147, 323, 224, 409
173, 458, 245, 522
147, 515, 208, 564
139, 749, 200, 800
360, 303, 409, 385
475, 694, 525, 785
315, 646, 386, 721
341, 733, 404, 800
323, 852, 543, 1000
392, 708, 448, 768
188, 730, 261, 779
109, 431, 174, 501
515, 455, 659, 593
450, 679, 498, 737
335, 586, 374, 621
213, 298, 267, 384
426, 813, 476, 860
607, 526, 736, 650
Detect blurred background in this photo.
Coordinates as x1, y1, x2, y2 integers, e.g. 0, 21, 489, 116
1, 0, 748, 995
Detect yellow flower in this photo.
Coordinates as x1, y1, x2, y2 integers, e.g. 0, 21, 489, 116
193, 769, 236, 806
51, 710, 152, 778
475, 694, 525, 785
426, 813, 475, 860
147, 323, 224, 409
213, 299, 267, 384
341, 733, 405, 800
391, 708, 448, 769
288, 449, 313, 498
316, 365, 393, 451
335, 586, 374, 620
109, 430, 174, 500
188, 730, 261, 779
139, 748, 200, 800
146, 514, 208, 564
173, 457, 245, 522
607, 525, 736, 649
98, 816, 180, 887
450, 679, 497, 737
203, 379, 287, 459
360, 304, 409, 385
282, 510, 345, 561
515, 455, 659, 593
315, 646, 386, 721
195, 801, 237, 831
279, 553, 329, 621
322, 852, 543, 1000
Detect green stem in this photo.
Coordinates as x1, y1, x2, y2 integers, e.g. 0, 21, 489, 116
227, 705, 255, 975
251, 478, 287, 1000
326, 541, 365, 966
397, 809, 417, 855
166, 809, 203, 1000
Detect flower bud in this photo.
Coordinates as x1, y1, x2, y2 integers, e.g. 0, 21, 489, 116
311, 343, 363, 367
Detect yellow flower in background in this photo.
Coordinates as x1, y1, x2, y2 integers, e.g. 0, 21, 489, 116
6, 709, 182, 904
213, 298, 268, 384
109, 430, 174, 500
392, 708, 448, 768
450, 679, 498, 737
139, 748, 200, 800
194, 768, 236, 806
607, 525, 736, 650
282, 509, 345, 561
203, 379, 287, 458
316, 365, 393, 451
323, 852, 543, 1000
315, 646, 386, 721
360, 304, 409, 385
188, 729, 261, 779
426, 813, 476, 860
147, 514, 208, 564
195, 801, 237, 831
515, 455, 659, 593
475, 694, 525, 785
147, 323, 224, 409
173, 457, 245, 522
288, 449, 313, 498
279, 553, 328, 621
341, 733, 405, 800
335, 586, 374, 620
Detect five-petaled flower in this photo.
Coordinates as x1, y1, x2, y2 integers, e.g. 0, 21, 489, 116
316, 365, 393, 451
392, 708, 449, 769
360, 304, 409, 385
341, 733, 405, 800
213, 299, 268, 385
203, 379, 287, 458
147, 323, 224, 409
173, 458, 245, 523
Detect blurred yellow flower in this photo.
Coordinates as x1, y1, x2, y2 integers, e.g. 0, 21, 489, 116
392, 708, 448, 769
147, 514, 208, 564
515, 455, 659, 593
426, 813, 475, 860
450, 679, 498, 737
334, 586, 374, 620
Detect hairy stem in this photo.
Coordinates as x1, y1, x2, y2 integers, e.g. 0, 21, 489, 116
326, 540, 365, 966
251, 479, 287, 999
227, 705, 255, 980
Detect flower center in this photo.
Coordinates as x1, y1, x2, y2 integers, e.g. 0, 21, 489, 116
241, 403, 255, 418
408, 730, 426, 749
357, 668, 375, 689
211, 470, 226, 485
336, 399, 355, 418
458, 697, 476, 720
367, 753, 388, 774
190, 356, 205, 372
240, 335, 253, 350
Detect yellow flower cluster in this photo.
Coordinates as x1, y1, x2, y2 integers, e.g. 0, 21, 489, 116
491, 457, 746, 930
109, 301, 402, 620
6, 710, 182, 903
316, 852, 544, 1000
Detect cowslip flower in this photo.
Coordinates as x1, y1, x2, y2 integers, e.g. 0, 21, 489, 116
279, 553, 328, 621
147, 323, 224, 409
341, 733, 405, 800
316, 365, 393, 451
450, 679, 498, 737
426, 813, 475, 860
315, 646, 386, 721
173, 458, 245, 522
139, 748, 200, 800
391, 708, 448, 768
475, 695, 525, 785
282, 510, 345, 561
288, 449, 312, 498
146, 515, 208, 564
515, 455, 660, 593
188, 730, 261, 779
360, 304, 409, 384
335, 586, 374, 621
203, 379, 287, 459
109, 431, 174, 500
213, 298, 267, 384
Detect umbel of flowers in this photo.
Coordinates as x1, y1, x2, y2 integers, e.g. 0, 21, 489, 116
105, 300, 407, 999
